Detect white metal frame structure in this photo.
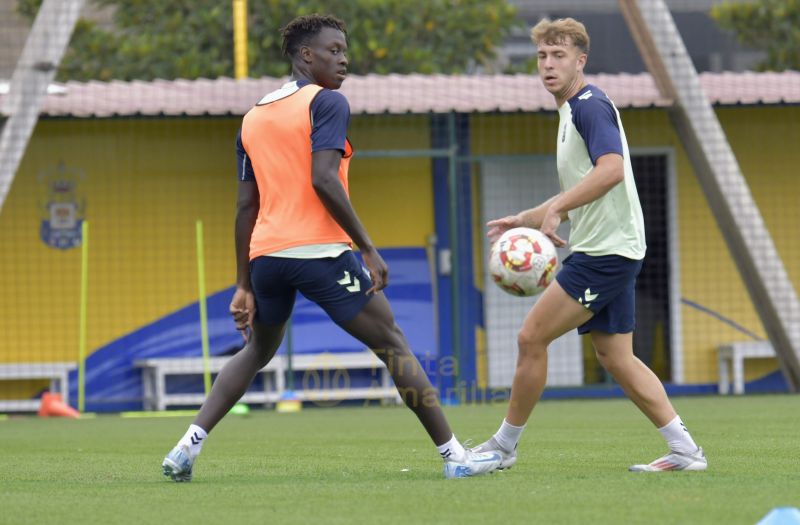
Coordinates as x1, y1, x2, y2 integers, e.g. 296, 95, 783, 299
619, 0, 800, 391
0, 0, 84, 214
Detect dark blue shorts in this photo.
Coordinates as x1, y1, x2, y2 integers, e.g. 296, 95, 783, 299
249, 251, 373, 326
555, 252, 644, 335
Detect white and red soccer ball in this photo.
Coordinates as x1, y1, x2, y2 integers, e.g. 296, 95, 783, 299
489, 227, 558, 297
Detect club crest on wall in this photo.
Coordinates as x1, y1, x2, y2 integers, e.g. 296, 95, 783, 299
38, 163, 86, 250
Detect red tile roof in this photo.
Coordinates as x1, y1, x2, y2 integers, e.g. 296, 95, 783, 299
2, 71, 799, 118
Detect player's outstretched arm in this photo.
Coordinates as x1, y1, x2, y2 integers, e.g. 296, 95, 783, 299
311, 149, 388, 294
539, 153, 623, 246
230, 180, 259, 338
487, 195, 569, 242
546, 153, 624, 217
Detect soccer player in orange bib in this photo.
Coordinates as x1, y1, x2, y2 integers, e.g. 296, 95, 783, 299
162, 13, 501, 481
473, 18, 706, 472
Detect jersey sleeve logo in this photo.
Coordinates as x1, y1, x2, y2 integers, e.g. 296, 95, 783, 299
578, 90, 593, 101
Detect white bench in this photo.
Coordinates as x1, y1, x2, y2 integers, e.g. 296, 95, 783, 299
134, 350, 401, 411
135, 356, 286, 411
290, 351, 401, 405
0, 362, 76, 412
717, 341, 776, 395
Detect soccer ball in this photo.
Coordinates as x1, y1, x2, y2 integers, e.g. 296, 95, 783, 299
489, 227, 558, 297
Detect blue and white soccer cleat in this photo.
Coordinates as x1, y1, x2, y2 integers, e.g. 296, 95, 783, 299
628, 447, 707, 472
162, 445, 194, 482
470, 436, 517, 470
443, 448, 503, 479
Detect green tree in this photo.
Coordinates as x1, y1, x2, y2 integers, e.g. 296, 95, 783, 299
18, 0, 520, 81
710, 0, 800, 71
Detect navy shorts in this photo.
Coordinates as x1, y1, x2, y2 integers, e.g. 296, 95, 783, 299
249, 251, 373, 326
555, 252, 644, 335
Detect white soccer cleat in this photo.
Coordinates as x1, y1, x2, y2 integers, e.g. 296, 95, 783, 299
629, 447, 707, 472
162, 444, 195, 482
443, 449, 503, 479
469, 436, 517, 470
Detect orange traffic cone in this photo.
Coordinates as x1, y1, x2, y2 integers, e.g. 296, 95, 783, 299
38, 392, 80, 418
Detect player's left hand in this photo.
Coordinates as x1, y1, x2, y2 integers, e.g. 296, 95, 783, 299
541, 207, 567, 247
229, 286, 256, 341
361, 247, 388, 294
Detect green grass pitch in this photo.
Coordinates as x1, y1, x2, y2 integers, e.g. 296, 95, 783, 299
1, 395, 798, 524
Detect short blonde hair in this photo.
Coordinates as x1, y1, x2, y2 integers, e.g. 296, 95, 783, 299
531, 18, 590, 54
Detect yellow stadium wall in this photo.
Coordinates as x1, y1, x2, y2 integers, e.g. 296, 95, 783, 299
1, 107, 796, 398
625, 106, 799, 383
471, 106, 800, 384
0, 115, 433, 398
348, 115, 434, 247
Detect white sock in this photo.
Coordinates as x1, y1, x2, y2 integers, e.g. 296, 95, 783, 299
658, 415, 699, 454
178, 424, 208, 458
437, 434, 466, 462
493, 419, 525, 453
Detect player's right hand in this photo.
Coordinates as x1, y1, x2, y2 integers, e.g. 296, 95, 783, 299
229, 286, 255, 341
487, 214, 522, 243
361, 247, 388, 295
540, 206, 567, 247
